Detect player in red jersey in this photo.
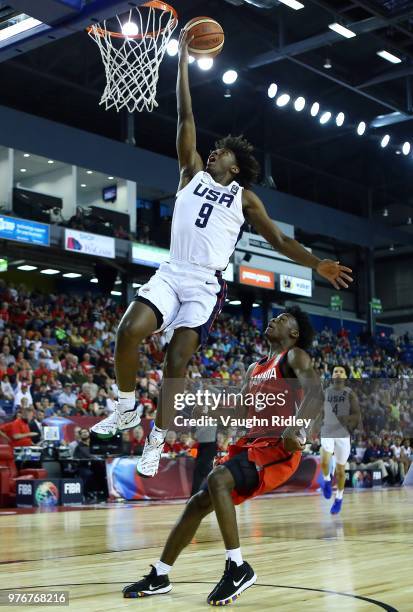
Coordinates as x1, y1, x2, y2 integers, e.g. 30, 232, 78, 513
123, 306, 323, 606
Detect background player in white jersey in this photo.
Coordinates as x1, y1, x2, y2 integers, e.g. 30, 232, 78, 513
320, 365, 360, 514
92, 29, 353, 478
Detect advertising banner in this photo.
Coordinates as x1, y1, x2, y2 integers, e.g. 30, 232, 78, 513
0, 215, 49, 246
64, 228, 115, 259
239, 265, 275, 289
279, 274, 312, 297
131, 243, 170, 268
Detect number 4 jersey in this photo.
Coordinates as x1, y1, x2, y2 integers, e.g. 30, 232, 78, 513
170, 171, 245, 271
321, 385, 351, 438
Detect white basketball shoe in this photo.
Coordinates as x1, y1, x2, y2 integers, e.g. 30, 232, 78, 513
91, 403, 141, 439
136, 434, 165, 478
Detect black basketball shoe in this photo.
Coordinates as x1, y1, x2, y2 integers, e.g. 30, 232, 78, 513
123, 565, 172, 598
207, 560, 256, 606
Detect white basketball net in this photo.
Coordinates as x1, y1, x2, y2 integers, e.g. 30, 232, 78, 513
88, 3, 177, 113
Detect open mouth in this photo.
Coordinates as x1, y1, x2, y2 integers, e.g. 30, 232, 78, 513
207, 155, 216, 165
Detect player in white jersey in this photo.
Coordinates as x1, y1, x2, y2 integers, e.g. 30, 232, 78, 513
320, 365, 360, 514
91, 29, 353, 478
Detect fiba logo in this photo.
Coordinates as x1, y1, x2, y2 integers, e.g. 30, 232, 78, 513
35, 481, 59, 506
18, 483, 32, 495
64, 482, 81, 494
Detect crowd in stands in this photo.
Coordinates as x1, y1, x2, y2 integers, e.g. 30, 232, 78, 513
0, 281, 412, 481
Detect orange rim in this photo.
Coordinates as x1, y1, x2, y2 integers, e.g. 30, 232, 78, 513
87, 1, 178, 39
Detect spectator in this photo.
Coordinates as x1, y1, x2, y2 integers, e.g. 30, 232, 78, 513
29, 408, 45, 444
131, 425, 145, 454
82, 372, 99, 400
350, 437, 389, 482
0, 345, 16, 367
80, 353, 94, 375
14, 382, 34, 409
6, 406, 39, 448
57, 383, 78, 408
163, 430, 181, 454
68, 426, 81, 456
391, 435, 407, 482
1, 374, 14, 401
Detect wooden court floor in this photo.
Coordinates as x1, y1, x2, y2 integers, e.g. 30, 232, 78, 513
0, 488, 412, 611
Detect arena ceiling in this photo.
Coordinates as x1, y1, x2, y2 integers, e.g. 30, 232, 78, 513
0, 0, 413, 233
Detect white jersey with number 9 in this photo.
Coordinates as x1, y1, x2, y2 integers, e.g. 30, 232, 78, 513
170, 171, 245, 271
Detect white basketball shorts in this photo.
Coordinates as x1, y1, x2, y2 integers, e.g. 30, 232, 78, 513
134, 260, 227, 345
320, 437, 351, 465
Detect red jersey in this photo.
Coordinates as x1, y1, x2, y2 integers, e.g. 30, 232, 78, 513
245, 350, 303, 438
218, 350, 303, 505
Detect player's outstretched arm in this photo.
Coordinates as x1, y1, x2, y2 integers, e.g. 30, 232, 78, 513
176, 29, 203, 190
282, 348, 324, 452
242, 189, 353, 290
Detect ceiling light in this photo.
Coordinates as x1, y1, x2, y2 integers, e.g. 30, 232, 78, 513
224, 88, 231, 98
40, 269, 59, 275
389, 244, 394, 251
377, 50, 402, 64
267, 83, 278, 98
252, 303, 260, 308
47, 160, 54, 164
383, 208, 388, 217
319, 111, 332, 124
115, 279, 122, 285
402, 141, 410, 155
17, 265, 37, 271
197, 57, 213, 71
278, 0, 304, 10
395, 150, 401, 155
111, 290, 122, 296
0, 16, 43, 43
80, 184, 87, 188
166, 37, 179, 57
335, 112, 345, 127
63, 272, 82, 278
121, 20, 139, 36
20, 168, 27, 173
357, 121, 366, 135
407, 217, 412, 225
23, 153, 30, 158
107, 176, 114, 180
132, 283, 142, 289
294, 96, 306, 111
228, 300, 241, 305
310, 102, 320, 117
380, 134, 390, 148
222, 70, 238, 85
276, 93, 290, 107
86, 170, 93, 175
328, 23, 356, 39
323, 58, 332, 69
90, 278, 98, 283
188, 55, 195, 64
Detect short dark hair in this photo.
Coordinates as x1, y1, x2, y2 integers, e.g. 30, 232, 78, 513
285, 306, 314, 350
331, 364, 351, 378
215, 134, 260, 188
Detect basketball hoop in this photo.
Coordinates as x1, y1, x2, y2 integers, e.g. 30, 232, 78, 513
87, 1, 178, 113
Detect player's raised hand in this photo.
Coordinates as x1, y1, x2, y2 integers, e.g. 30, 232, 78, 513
178, 28, 193, 62
316, 260, 353, 290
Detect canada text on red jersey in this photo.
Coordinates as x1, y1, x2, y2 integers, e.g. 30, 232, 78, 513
246, 351, 303, 438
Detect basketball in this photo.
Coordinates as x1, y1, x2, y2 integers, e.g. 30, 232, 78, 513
185, 16, 224, 58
